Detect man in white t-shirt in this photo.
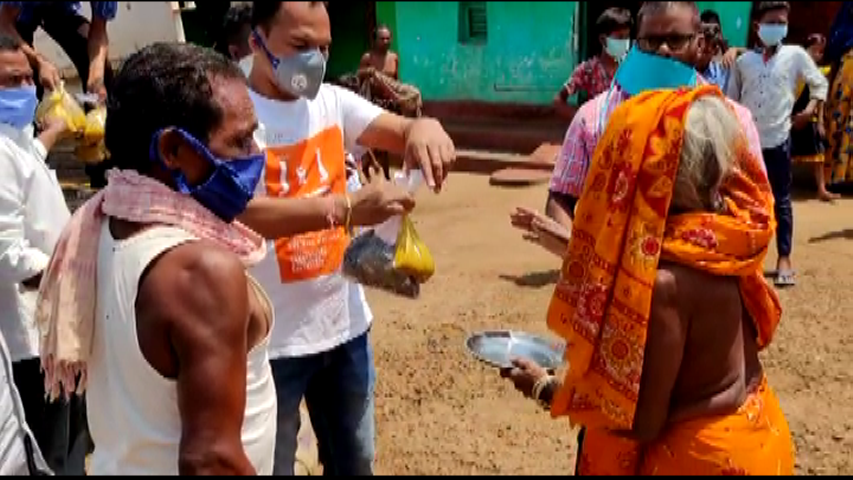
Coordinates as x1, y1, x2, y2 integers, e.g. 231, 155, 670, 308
241, 1, 455, 475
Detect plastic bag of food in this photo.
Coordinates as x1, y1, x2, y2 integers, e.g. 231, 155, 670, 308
35, 83, 87, 134
343, 171, 435, 298
74, 141, 109, 165
81, 106, 106, 146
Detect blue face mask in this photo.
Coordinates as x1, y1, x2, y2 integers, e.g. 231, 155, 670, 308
0, 85, 37, 130
613, 46, 698, 96
758, 24, 788, 47
253, 30, 326, 100
150, 128, 266, 222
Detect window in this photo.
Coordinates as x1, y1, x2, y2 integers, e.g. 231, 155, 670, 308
459, 1, 487, 44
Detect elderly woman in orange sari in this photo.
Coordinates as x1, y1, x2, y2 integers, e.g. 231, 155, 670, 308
503, 86, 793, 475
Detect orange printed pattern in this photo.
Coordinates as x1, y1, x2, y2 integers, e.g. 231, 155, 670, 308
264, 126, 348, 283
576, 377, 794, 475
545, 87, 781, 433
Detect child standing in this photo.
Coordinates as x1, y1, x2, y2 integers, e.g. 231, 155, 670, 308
791, 34, 838, 202
727, 1, 829, 288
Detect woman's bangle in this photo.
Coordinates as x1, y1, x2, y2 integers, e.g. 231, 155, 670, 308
532, 375, 555, 410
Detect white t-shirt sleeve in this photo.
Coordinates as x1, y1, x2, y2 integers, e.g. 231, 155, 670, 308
333, 86, 385, 152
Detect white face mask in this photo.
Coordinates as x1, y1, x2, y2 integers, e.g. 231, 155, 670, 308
238, 55, 254, 77
757, 24, 788, 47
604, 37, 631, 61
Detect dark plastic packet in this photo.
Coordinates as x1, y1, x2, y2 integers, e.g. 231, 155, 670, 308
343, 231, 420, 298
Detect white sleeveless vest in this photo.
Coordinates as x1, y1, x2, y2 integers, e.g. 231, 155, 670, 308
87, 224, 276, 475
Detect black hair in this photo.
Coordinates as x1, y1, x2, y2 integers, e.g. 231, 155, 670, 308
638, 2, 699, 28
219, 3, 252, 57
755, 2, 790, 20
805, 33, 826, 49
375, 24, 391, 39
700, 9, 721, 26
0, 34, 21, 52
251, 1, 281, 31
252, 1, 325, 32
597, 8, 633, 37
104, 43, 246, 173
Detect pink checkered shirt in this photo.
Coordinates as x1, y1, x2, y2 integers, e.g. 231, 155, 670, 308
549, 83, 767, 197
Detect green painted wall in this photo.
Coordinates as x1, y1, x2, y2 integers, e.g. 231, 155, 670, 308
695, 2, 754, 48
390, 1, 578, 104
383, 1, 753, 106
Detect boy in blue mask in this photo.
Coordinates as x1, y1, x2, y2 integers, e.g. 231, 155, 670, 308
727, 1, 828, 288
546, 1, 766, 232
0, 34, 84, 475
554, 8, 633, 116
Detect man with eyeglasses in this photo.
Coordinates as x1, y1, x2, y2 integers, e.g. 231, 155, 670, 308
545, 1, 765, 232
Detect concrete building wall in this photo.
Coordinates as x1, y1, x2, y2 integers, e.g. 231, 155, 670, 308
387, 1, 579, 104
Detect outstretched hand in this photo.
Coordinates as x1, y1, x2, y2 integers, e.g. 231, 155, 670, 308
500, 358, 551, 399
403, 118, 455, 193
510, 207, 570, 258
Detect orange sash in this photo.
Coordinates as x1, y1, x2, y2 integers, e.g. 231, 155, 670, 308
546, 87, 782, 430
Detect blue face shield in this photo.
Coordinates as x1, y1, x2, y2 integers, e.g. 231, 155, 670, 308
149, 128, 266, 222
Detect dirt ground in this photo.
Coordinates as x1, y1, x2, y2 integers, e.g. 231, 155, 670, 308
366, 173, 853, 476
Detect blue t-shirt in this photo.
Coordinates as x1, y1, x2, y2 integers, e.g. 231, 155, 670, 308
0, 2, 118, 24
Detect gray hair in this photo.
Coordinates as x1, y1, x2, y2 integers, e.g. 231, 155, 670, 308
672, 95, 738, 213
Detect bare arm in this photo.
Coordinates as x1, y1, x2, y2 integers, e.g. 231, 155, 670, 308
36, 117, 70, 153
628, 269, 687, 443
357, 113, 454, 191
0, 5, 60, 89
142, 245, 255, 475
545, 191, 576, 229
86, 17, 109, 99
239, 196, 346, 240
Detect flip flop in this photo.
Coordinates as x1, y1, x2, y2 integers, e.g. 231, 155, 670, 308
775, 270, 797, 288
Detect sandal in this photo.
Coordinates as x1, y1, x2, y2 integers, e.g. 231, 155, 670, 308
775, 270, 797, 288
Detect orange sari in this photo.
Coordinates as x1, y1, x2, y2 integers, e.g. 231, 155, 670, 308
546, 87, 790, 474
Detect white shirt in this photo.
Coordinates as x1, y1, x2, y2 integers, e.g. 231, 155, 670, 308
249, 84, 384, 358
0, 330, 49, 475
727, 45, 829, 149
89, 225, 277, 475
0, 124, 71, 362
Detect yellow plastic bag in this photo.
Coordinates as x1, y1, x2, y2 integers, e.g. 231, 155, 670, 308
393, 215, 435, 283
35, 83, 86, 134
74, 141, 110, 165
343, 171, 434, 298
82, 106, 106, 146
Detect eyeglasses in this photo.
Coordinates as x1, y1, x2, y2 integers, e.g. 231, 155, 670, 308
636, 33, 698, 53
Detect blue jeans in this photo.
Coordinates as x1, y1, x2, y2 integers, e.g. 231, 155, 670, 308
763, 138, 793, 258
271, 332, 375, 476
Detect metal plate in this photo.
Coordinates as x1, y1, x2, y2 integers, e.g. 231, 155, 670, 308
465, 330, 566, 370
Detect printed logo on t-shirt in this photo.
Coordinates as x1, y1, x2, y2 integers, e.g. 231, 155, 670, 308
264, 126, 348, 283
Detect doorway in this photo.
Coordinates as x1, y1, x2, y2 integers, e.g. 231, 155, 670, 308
326, 2, 375, 80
